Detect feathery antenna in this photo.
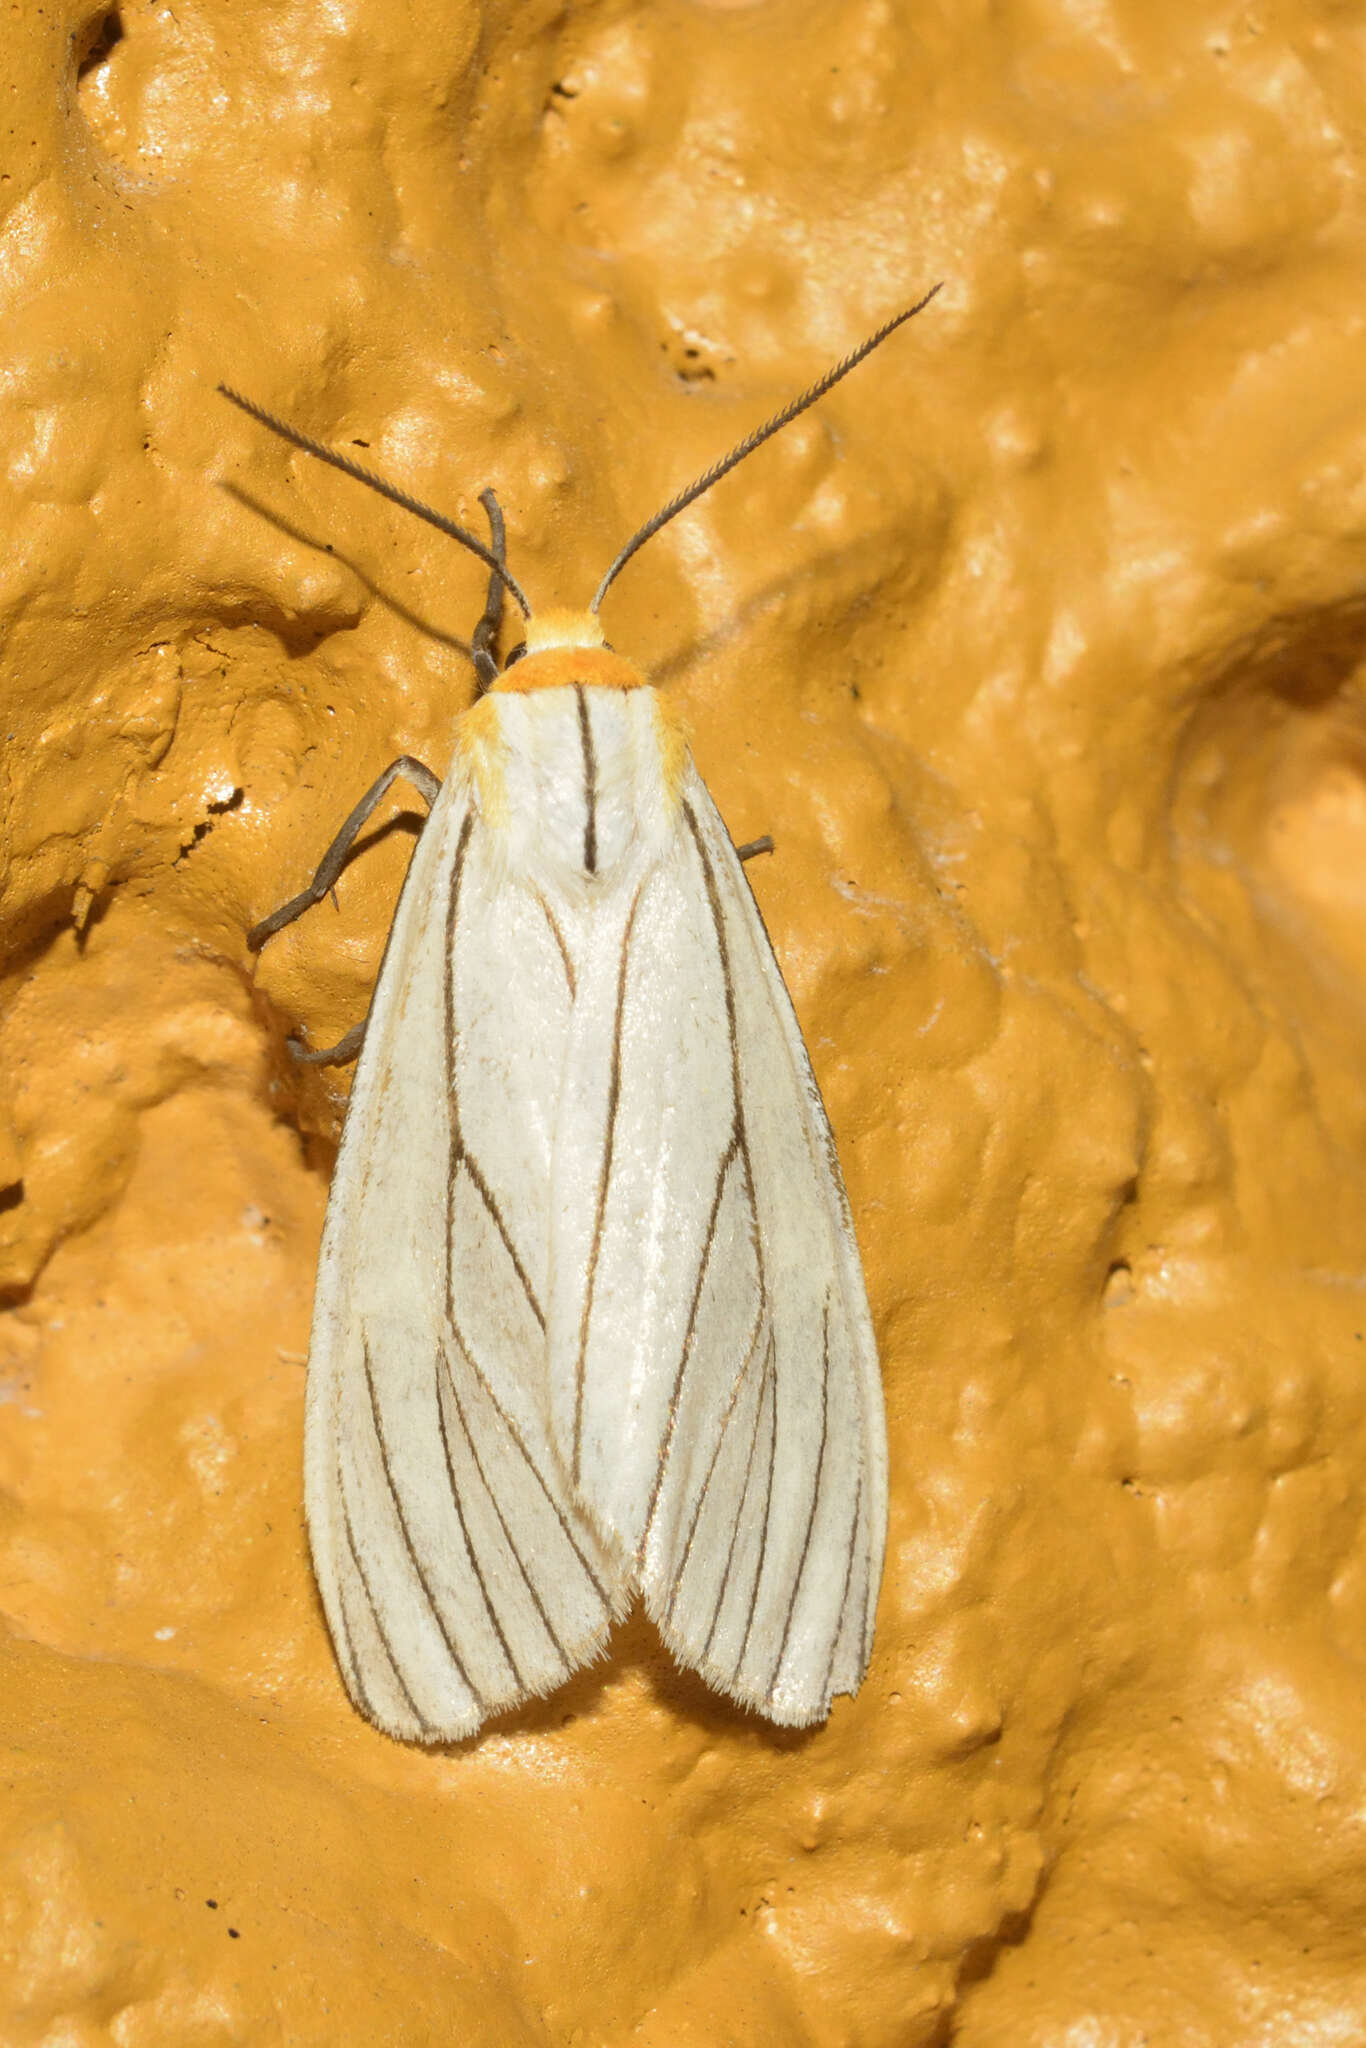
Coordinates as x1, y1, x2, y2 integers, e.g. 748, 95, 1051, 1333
217, 384, 532, 618
590, 282, 942, 613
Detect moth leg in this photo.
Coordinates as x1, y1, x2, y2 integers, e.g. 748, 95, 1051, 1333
247, 755, 441, 952
735, 835, 775, 863
289, 1017, 369, 1068
470, 489, 507, 693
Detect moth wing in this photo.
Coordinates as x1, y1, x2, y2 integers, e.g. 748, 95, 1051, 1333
552, 767, 886, 1726
305, 770, 625, 1745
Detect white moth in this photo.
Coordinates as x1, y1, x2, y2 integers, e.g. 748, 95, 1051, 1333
221, 285, 937, 1742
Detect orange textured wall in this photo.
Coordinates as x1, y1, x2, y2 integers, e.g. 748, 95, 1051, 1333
3, 1, 1366, 2041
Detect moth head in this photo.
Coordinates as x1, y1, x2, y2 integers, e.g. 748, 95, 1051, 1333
496, 607, 645, 694
523, 607, 608, 656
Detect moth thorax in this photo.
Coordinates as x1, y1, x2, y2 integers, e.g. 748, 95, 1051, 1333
495, 685, 681, 889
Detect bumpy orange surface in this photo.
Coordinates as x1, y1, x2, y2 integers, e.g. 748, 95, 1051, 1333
3, 1, 1366, 2040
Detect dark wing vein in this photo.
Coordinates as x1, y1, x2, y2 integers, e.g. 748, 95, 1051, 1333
362, 1339, 484, 1708
535, 890, 577, 997
820, 1472, 864, 1703
701, 1332, 775, 1661
434, 1347, 525, 1692
642, 805, 771, 1559
572, 879, 645, 1484
441, 813, 544, 1333
450, 1304, 613, 1600
737, 1344, 780, 1671
329, 1562, 367, 1711
857, 1542, 874, 1679
456, 1147, 545, 1331
661, 1291, 768, 1626
769, 1297, 832, 1693
337, 1463, 434, 1735
638, 1136, 742, 1560
682, 800, 743, 1086
575, 684, 599, 875
437, 1347, 571, 1668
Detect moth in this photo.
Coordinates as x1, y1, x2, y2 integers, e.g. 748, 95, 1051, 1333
221, 283, 938, 1741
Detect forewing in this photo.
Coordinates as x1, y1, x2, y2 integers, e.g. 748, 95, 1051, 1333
305, 773, 625, 1744
549, 770, 886, 1726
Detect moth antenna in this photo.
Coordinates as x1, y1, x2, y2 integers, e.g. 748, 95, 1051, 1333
590, 281, 943, 614
217, 384, 532, 618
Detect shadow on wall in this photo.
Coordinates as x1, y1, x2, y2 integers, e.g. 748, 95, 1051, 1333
1169, 595, 1366, 1020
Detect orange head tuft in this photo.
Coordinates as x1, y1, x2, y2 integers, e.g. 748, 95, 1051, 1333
495, 607, 647, 694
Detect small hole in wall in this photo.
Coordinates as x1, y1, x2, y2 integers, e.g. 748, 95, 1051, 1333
659, 335, 722, 387
542, 77, 581, 116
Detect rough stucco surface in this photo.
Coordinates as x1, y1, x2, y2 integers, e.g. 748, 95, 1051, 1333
1, 0, 1365, 2040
